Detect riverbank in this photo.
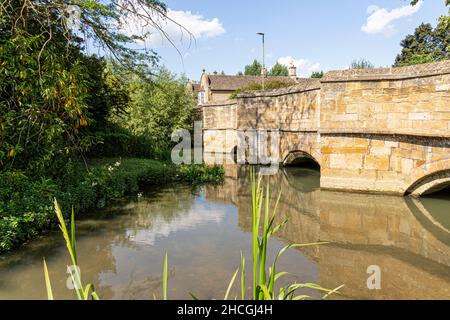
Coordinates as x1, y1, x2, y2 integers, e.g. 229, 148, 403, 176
0, 158, 224, 253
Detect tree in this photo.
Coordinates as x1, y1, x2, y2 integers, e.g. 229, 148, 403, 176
112, 67, 195, 154
0, 0, 187, 171
311, 71, 324, 78
244, 60, 263, 76
394, 18, 449, 67
0, 1, 183, 69
269, 63, 289, 76
350, 59, 375, 69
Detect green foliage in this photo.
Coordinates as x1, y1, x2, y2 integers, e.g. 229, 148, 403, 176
0, 159, 224, 253
311, 71, 324, 78
394, 18, 449, 67
86, 130, 159, 159
83, 59, 130, 130
177, 164, 224, 185
0, 32, 90, 172
1, 1, 169, 69
269, 63, 289, 76
244, 60, 290, 77
110, 67, 195, 155
244, 60, 263, 76
350, 58, 375, 69
0, 0, 176, 173
230, 80, 296, 99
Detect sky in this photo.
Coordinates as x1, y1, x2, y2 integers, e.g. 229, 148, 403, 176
132, 0, 447, 80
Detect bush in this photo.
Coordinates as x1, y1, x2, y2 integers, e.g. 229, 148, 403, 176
230, 79, 296, 99
86, 132, 154, 158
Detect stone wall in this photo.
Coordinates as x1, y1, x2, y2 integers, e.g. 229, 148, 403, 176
203, 100, 237, 156
202, 61, 450, 195
320, 61, 450, 195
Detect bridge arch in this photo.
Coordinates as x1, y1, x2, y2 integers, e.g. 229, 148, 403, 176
282, 150, 320, 169
405, 159, 450, 197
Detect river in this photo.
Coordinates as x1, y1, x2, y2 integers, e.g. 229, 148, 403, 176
0, 165, 449, 300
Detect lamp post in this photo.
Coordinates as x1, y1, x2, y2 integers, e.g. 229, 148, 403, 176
257, 32, 265, 90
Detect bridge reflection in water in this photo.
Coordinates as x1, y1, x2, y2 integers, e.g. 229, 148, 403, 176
204, 165, 450, 300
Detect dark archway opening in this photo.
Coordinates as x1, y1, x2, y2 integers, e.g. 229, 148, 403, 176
284, 157, 320, 170
283, 151, 320, 171
421, 182, 450, 197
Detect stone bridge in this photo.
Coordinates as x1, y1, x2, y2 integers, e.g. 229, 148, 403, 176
202, 61, 450, 196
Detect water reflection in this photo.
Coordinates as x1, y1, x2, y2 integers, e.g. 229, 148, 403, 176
0, 167, 449, 300
204, 165, 450, 299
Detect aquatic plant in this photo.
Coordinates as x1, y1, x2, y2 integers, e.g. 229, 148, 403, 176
43, 200, 100, 300
224, 169, 344, 300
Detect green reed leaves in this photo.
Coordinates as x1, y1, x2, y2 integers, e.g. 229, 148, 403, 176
163, 252, 168, 301
227, 168, 344, 300
43, 200, 100, 300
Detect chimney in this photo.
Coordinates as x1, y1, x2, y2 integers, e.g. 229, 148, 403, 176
288, 63, 297, 80
261, 67, 268, 78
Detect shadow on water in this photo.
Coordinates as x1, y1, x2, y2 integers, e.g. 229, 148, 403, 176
418, 187, 450, 231
0, 165, 449, 300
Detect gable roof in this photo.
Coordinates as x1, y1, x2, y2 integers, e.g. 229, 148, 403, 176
206, 75, 295, 91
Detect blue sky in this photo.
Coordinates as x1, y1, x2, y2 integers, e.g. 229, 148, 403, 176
145, 0, 447, 80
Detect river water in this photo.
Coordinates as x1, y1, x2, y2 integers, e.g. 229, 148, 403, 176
0, 165, 449, 300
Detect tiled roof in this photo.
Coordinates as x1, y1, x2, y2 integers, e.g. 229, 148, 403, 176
207, 75, 294, 91
191, 83, 201, 93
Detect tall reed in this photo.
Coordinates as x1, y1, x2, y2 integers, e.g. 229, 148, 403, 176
223, 169, 344, 300
43, 200, 100, 300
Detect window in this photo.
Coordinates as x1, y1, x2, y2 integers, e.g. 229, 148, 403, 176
198, 91, 205, 105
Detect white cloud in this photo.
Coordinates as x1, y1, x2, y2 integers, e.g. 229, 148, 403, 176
277, 56, 321, 77
122, 8, 225, 47
361, 1, 423, 35
168, 9, 225, 39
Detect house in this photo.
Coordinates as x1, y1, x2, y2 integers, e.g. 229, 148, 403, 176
187, 65, 298, 106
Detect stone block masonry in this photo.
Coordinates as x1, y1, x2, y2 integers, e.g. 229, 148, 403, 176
202, 61, 450, 196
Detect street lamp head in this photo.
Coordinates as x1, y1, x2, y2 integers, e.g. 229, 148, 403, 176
257, 32, 264, 36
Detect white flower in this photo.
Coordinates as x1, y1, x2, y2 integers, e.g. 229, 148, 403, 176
137, 192, 143, 198
91, 182, 98, 187
114, 161, 121, 167
108, 166, 114, 172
